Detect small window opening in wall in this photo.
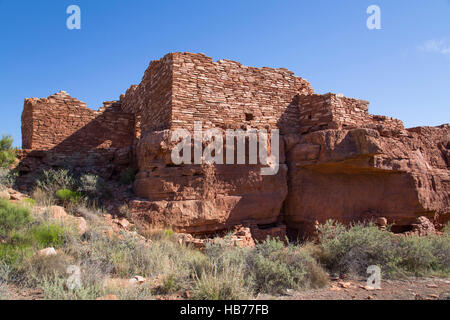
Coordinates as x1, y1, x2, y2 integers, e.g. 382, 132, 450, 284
245, 113, 254, 121
308, 114, 312, 120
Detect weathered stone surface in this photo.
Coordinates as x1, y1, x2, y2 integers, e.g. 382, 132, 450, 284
49, 206, 88, 235
284, 125, 449, 235
408, 216, 437, 236
19, 52, 449, 239
37, 247, 57, 257
18, 92, 136, 190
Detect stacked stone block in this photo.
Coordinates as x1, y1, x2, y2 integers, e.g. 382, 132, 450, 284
22, 91, 135, 152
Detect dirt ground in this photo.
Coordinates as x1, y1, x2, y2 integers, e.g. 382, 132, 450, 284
258, 278, 450, 300
3, 277, 450, 300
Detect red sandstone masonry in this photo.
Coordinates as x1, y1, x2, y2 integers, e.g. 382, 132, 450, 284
297, 92, 405, 135
22, 91, 135, 153
122, 54, 173, 136
122, 52, 314, 136
170, 52, 314, 134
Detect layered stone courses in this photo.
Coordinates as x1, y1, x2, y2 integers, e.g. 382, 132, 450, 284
22, 91, 135, 152
20, 52, 450, 239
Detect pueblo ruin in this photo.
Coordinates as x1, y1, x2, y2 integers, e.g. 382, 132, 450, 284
19, 52, 450, 240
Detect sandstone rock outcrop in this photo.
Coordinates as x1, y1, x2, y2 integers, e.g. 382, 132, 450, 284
19, 52, 450, 239
284, 124, 449, 235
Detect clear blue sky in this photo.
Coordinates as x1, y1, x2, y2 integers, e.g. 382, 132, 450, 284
1, 0, 449, 147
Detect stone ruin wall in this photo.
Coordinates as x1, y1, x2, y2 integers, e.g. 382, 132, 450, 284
20, 52, 450, 239
19, 91, 136, 183
121, 52, 315, 135
170, 52, 314, 134
297, 93, 405, 135
121, 54, 173, 136
22, 91, 135, 153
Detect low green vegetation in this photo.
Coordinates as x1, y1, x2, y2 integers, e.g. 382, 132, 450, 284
33, 169, 113, 208
36, 169, 75, 195
56, 189, 82, 204
0, 168, 18, 190
246, 239, 328, 294
22, 198, 36, 207
317, 220, 450, 278
1, 164, 449, 300
0, 135, 16, 169
0, 199, 32, 238
0, 200, 67, 270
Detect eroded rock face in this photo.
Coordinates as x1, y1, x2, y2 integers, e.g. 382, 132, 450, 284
284, 125, 450, 236
129, 124, 449, 238
129, 130, 288, 235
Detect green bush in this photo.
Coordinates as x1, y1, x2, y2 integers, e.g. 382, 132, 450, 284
0, 243, 34, 269
443, 222, 450, 235
31, 224, 65, 248
192, 262, 252, 300
66, 226, 202, 282
428, 235, 450, 273
39, 274, 103, 300
247, 238, 328, 294
317, 220, 450, 278
0, 135, 16, 168
0, 199, 32, 238
23, 198, 36, 206
119, 168, 137, 185
0, 168, 18, 189
56, 189, 82, 204
318, 221, 401, 277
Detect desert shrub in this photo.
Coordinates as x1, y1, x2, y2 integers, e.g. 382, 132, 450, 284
36, 169, 75, 195
107, 285, 153, 300
0, 200, 71, 283
22, 253, 73, 287
443, 222, 450, 235
66, 225, 200, 282
140, 227, 178, 241
78, 174, 110, 200
0, 199, 32, 238
318, 221, 400, 277
32, 187, 55, 206
0, 135, 16, 169
0, 261, 9, 283
0, 261, 10, 299
204, 236, 249, 272
192, 262, 252, 300
396, 235, 437, 276
0, 243, 34, 270
247, 238, 328, 294
31, 224, 65, 248
22, 198, 36, 207
317, 220, 450, 278
119, 167, 136, 185
39, 274, 103, 300
0, 168, 18, 189
79, 174, 99, 194
56, 189, 82, 204
427, 235, 450, 274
